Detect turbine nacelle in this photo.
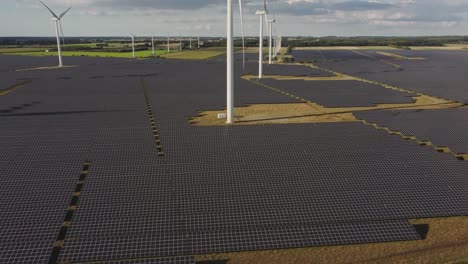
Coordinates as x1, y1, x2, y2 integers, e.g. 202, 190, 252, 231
40, 1, 71, 20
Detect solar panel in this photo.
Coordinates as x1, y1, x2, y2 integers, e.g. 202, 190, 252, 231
259, 79, 415, 107
1, 55, 467, 264
355, 108, 468, 155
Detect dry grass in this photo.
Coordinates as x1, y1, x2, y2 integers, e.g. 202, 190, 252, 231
0, 80, 32, 96
191, 94, 458, 126
196, 217, 468, 264
294, 46, 401, 51
242, 74, 355, 81
15, 65, 78, 72
457, 154, 468, 161
190, 103, 357, 126
160, 50, 226, 60
0, 47, 49, 53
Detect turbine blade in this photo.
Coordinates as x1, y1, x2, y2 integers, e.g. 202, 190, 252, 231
59, 20, 65, 45
238, 0, 245, 69
264, 0, 267, 12
39, 1, 58, 18
59, 7, 72, 19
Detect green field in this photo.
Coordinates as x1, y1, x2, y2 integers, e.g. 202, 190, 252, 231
3, 47, 230, 60
7, 50, 170, 58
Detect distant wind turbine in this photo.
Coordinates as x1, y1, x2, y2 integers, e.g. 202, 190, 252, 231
130, 34, 135, 58
167, 35, 170, 53
268, 18, 275, 64
39, 1, 71, 67
255, 0, 268, 78
225, 0, 245, 125
151, 34, 155, 55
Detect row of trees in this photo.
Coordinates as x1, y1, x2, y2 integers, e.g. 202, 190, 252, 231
2, 36, 468, 48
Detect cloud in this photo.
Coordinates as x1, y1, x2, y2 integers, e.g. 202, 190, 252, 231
16, 0, 468, 30
18, 0, 220, 10
88, 0, 221, 10
332, 1, 394, 11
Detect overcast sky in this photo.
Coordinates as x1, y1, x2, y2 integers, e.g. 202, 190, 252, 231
2, 0, 468, 37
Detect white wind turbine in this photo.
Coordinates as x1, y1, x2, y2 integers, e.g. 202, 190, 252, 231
268, 17, 275, 64
167, 35, 170, 53
151, 34, 155, 55
130, 34, 136, 58
226, 0, 245, 125
39, 1, 71, 67
255, 0, 268, 78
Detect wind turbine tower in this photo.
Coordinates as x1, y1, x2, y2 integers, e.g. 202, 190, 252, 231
39, 1, 71, 68
151, 34, 155, 55
130, 34, 136, 58
167, 35, 170, 53
255, 9, 266, 79
226, 0, 245, 125
268, 18, 275, 64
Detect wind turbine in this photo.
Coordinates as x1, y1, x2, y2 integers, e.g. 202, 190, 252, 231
167, 35, 170, 53
151, 34, 155, 55
268, 18, 275, 64
39, 1, 71, 67
255, 0, 268, 78
226, 0, 245, 125
190, 36, 192, 50
198, 35, 200, 49
130, 34, 136, 58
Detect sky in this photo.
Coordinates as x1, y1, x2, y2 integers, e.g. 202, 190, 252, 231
2, 0, 468, 37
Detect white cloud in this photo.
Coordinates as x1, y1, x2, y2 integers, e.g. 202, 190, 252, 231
7, 0, 468, 36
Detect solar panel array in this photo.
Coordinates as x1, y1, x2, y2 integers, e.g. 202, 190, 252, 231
291, 50, 373, 63
0, 62, 156, 263
355, 108, 468, 154
290, 50, 468, 104
242, 63, 333, 77
259, 79, 416, 107
1, 55, 468, 264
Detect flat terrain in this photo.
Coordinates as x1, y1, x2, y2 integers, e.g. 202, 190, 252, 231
1, 46, 230, 60
1, 48, 468, 264
8, 49, 169, 58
